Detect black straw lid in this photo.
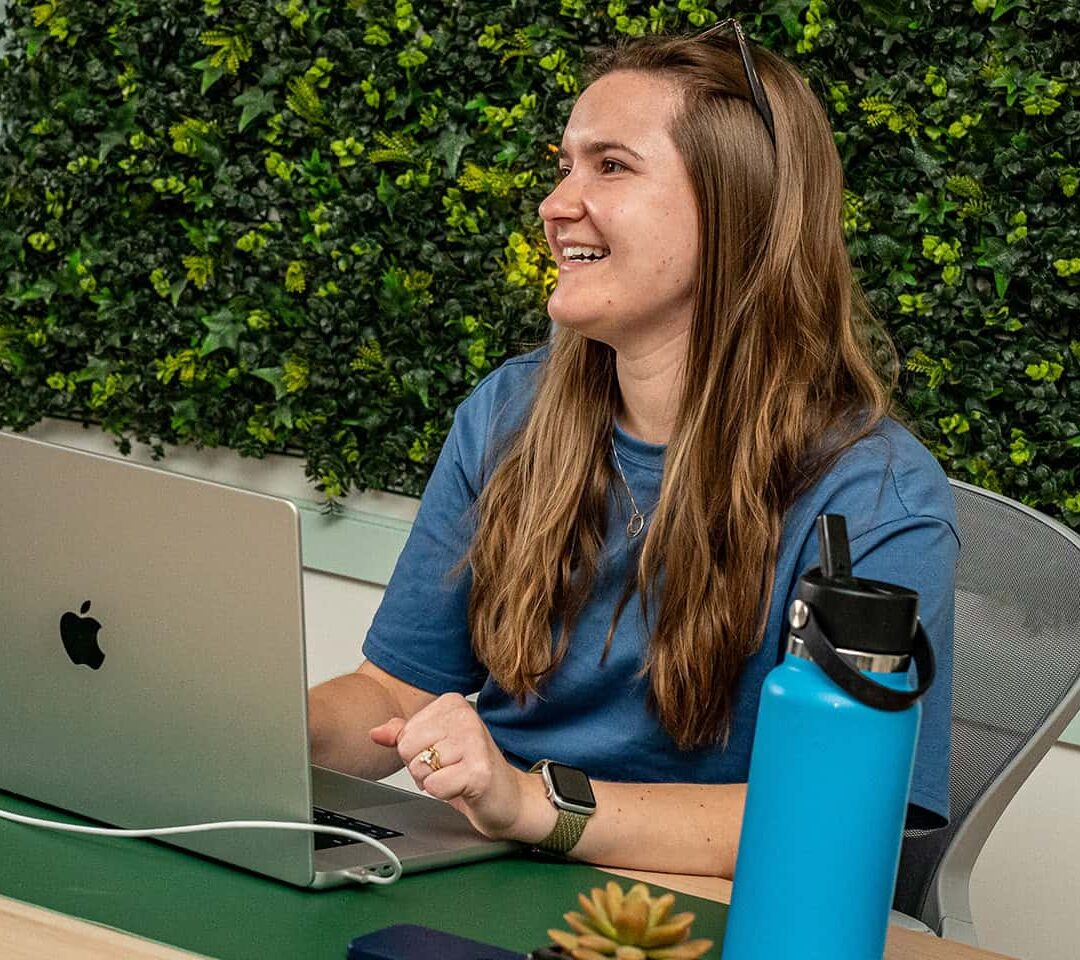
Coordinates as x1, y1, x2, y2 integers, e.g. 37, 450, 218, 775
794, 515, 919, 657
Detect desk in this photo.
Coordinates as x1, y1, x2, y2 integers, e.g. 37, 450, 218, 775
0, 792, 1015, 960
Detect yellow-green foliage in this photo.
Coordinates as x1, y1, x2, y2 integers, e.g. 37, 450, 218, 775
0, 0, 1077, 519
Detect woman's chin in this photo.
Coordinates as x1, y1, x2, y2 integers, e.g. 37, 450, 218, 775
546, 299, 607, 337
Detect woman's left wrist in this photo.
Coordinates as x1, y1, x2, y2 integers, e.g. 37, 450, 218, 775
505, 764, 559, 844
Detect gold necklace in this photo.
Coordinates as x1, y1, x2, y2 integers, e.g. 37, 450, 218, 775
610, 437, 650, 539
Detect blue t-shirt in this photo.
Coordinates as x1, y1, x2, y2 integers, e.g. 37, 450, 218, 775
364, 348, 959, 827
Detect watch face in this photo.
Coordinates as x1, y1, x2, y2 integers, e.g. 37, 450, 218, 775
548, 763, 596, 810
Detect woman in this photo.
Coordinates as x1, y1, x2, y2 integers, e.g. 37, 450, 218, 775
309, 24, 958, 878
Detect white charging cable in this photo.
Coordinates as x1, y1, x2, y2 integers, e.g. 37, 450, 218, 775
0, 808, 403, 885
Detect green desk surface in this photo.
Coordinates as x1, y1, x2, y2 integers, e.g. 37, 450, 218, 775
0, 791, 728, 960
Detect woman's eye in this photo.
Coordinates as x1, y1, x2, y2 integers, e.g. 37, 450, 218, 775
601, 159, 626, 174
556, 166, 571, 181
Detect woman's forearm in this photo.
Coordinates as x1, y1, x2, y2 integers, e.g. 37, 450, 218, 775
512, 772, 747, 878
308, 671, 412, 779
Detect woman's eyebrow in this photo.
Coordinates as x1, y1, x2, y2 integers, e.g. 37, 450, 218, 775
558, 139, 646, 163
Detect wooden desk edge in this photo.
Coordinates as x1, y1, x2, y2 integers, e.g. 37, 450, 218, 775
0, 871, 1018, 960
0, 895, 213, 960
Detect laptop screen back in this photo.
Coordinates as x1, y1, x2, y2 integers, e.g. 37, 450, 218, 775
0, 432, 317, 884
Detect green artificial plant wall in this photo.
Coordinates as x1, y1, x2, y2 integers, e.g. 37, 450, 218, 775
1, 0, 1078, 518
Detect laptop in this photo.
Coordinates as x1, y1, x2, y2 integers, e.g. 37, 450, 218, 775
0, 431, 516, 888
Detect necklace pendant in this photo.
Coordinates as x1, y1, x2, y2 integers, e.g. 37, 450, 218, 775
627, 513, 645, 538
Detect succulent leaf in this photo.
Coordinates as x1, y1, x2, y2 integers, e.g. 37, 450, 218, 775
647, 892, 676, 928
578, 933, 619, 953
605, 880, 625, 918
588, 888, 619, 939
647, 939, 714, 960
615, 948, 647, 960
614, 894, 650, 943
578, 893, 618, 939
641, 913, 694, 948
565, 912, 594, 936
549, 929, 579, 951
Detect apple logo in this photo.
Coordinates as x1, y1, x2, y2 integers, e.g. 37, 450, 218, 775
60, 600, 105, 669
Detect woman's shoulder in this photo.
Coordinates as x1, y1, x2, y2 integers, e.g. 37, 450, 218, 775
465, 343, 549, 408
454, 343, 547, 432
798, 417, 959, 540
446, 345, 548, 482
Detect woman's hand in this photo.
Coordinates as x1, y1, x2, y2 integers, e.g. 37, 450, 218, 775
372, 692, 747, 875
369, 693, 554, 843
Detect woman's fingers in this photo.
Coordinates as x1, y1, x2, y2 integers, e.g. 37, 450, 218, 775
369, 693, 519, 835
406, 737, 461, 785
417, 762, 478, 804
394, 694, 480, 760
370, 693, 473, 751
368, 715, 406, 748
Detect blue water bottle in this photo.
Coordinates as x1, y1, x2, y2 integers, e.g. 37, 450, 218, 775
721, 514, 935, 960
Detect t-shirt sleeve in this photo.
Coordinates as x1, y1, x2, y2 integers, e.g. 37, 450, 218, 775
842, 514, 958, 829
778, 432, 959, 829
361, 400, 490, 694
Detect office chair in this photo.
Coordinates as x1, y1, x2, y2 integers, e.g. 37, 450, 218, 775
891, 478, 1080, 943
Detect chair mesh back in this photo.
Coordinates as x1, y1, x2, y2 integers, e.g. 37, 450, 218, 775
893, 483, 1080, 919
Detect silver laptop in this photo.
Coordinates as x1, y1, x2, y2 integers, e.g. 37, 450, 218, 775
0, 431, 516, 888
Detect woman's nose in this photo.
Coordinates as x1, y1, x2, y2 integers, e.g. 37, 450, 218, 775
538, 172, 584, 223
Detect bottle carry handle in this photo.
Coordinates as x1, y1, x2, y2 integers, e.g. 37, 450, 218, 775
795, 604, 936, 711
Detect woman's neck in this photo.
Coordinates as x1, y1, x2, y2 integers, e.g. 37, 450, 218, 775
613, 334, 688, 445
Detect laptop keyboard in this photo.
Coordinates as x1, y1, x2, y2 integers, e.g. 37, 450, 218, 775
311, 805, 403, 850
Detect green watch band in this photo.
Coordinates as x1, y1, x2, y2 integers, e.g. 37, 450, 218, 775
538, 808, 591, 854
529, 759, 596, 855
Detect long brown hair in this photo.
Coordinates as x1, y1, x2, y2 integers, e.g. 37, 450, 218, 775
461, 32, 895, 749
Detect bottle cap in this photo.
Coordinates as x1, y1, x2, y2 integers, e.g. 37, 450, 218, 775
794, 515, 919, 657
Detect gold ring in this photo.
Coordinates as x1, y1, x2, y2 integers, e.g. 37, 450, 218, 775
417, 746, 441, 772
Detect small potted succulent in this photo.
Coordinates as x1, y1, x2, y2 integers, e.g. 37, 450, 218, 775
546, 881, 713, 960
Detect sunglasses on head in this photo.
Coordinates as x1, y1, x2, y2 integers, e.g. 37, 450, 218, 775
695, 18, 777, 147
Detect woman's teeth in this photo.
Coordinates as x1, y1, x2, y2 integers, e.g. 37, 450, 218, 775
562, 245, 610, 262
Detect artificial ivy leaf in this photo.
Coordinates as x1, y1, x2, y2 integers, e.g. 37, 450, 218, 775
385, 93, 411, 123
0, 344, 26, 373
434, 127, 473, 177
376, 171, 398, 216
96, 128, 129, 164
170, 398, 200, 432
758, 0, 811, 38
74, 356, 113, 383
905, 194, 935, 222
400, 368, 433, 409
169, 279, 188, 309
991, 0, 1026, 22
193, 57, 226, 95
96, 101, 138, 163
272, 402, 294, 431
250, 366, 288, 400
199, 309, 245, 356
233, 86, 276, 133
990, 68, 1021, 106
12, 279, 57, 302
860, 1, 915, 33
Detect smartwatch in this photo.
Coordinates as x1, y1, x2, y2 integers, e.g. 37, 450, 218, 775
528, 759, 596, 854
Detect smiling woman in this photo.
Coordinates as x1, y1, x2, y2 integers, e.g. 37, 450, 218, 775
308, 25, 959, 879
540, 71, 698, 370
